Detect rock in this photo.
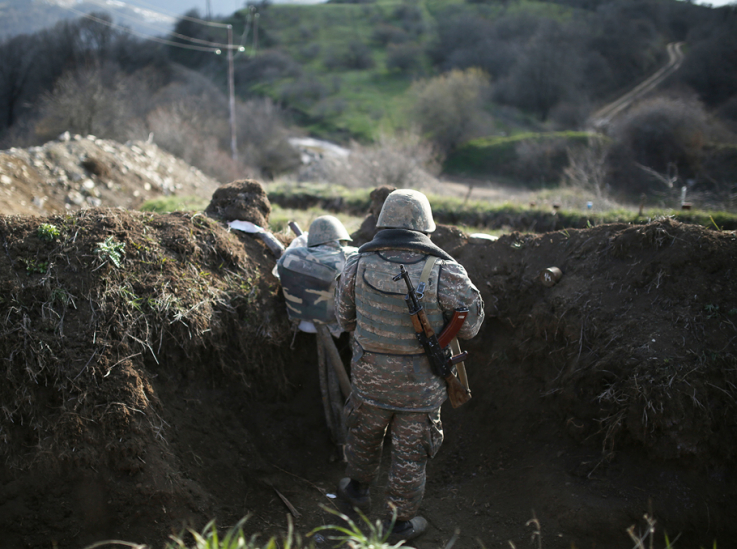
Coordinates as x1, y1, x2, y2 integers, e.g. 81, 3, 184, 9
66, 191, 85, 205
205, 179, 271, 227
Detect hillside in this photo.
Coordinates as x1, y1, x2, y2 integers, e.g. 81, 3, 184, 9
223, 0, 735, 140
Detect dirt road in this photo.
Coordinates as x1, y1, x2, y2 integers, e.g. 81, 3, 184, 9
590, 42, 685, 127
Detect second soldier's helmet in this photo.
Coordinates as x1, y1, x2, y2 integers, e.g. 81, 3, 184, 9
376, 189, 436, 233
307, 215, 352, 247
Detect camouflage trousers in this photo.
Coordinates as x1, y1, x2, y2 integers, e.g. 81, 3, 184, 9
344, 397, 444, 520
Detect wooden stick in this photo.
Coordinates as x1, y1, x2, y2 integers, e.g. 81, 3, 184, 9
272, 486, 301, 518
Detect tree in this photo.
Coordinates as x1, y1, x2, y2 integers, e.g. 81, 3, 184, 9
409, 68, 493, 152
495, 20, 583, 120
35, 64, 135, 142
0, 34, 38, 130
606, 95, 710, 195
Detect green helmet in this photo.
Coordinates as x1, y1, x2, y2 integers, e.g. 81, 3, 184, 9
376, 189, 436, 233
307, 215, 352, 247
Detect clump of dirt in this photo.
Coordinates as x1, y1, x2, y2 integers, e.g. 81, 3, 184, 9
351, 185, 396, 243
0, 134, 220, 216
205, 179, 272, 227
0, 202, 736, 549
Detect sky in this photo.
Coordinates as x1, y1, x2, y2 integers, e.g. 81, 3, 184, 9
105, 0, 737, 18
60, 0, 734, 34
126, 0, 326, 17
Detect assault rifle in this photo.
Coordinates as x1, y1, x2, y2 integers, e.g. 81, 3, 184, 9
393, 264, 471, 408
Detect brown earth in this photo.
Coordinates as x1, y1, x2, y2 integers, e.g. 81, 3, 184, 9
0, 134, 220, 216
0, 193, 736, 549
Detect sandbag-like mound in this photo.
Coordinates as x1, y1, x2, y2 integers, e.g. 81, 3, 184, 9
205, 179, 272, 227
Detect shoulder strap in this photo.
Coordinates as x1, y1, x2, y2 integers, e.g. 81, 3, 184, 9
420, 255, 438, 285
417, 255, 439, 300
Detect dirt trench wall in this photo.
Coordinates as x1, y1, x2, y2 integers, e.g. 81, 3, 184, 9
454, 219, 737, 465
0, 208, 295, 546
1, 209, 736, 548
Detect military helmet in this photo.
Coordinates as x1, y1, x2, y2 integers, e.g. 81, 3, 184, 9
376, 189, 436, 233
307, 215, 352, 247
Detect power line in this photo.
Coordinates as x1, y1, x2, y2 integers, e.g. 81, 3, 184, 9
80, 0, 238, 49
60, 5, 244, 52
60, 2, 244, 162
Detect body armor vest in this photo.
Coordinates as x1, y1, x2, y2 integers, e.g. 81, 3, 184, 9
354, 252, 444, 355
277, 245, 351, 323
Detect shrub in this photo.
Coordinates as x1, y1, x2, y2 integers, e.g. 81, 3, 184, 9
279, 75, 328, 108
34, 63, 138, 143
307, 131, 442, 191
234, 50, 302, 87
607, 95, 710, 195
514, 136, 573, 185
237, 98, 301, 178
562, 138, 611, 199
385, 43, 423, 74
297, 42, 321, 62
372, 24, 409, 46
324, 41, 375, 70
408, 68, 493, 153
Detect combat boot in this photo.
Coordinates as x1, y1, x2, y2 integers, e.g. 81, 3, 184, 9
386, 516, 428, 544
337, 477, 371, 513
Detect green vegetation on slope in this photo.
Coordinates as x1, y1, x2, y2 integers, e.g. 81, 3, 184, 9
444, 132, 605, 182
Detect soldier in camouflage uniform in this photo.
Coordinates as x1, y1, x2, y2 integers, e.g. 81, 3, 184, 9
276, 216, 358, 443
335, 189, 484, 543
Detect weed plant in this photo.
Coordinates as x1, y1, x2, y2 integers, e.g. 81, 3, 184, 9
95, 236, 126, 268
36, 223, 60, 241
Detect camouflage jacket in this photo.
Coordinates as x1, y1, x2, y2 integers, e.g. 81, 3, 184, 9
336, 248, 484, 411
277, 242, 358, 327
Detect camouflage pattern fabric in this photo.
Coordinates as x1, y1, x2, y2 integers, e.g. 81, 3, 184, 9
335, 246, 484, 520
277, 242, 357, 325
336, 249, 485, 410
343, 396, 443, 521
353, 252, 445, 356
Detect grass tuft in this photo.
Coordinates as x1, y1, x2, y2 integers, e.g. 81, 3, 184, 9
37, 223, 60, 241
95, 236, 126, 268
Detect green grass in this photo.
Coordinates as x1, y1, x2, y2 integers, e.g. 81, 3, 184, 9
269, 204, 364, 236
265, 182, 737, 233
140, 196, 210, 213
135, 185, 737, 234
444, 132, 606, 177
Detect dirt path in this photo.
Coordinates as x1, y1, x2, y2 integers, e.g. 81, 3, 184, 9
431, 176, 534, 204
590, 42, 685, 127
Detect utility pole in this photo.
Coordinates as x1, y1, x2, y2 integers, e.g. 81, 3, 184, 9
227, 24, 237, 161
228, 25, 238, 160
206, 0, 212, 20
253, 12, 259, 55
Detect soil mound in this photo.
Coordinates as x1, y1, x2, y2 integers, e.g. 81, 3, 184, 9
0, 206, 735, 549
0, 134, 220, 216
204, 179, 272, 227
